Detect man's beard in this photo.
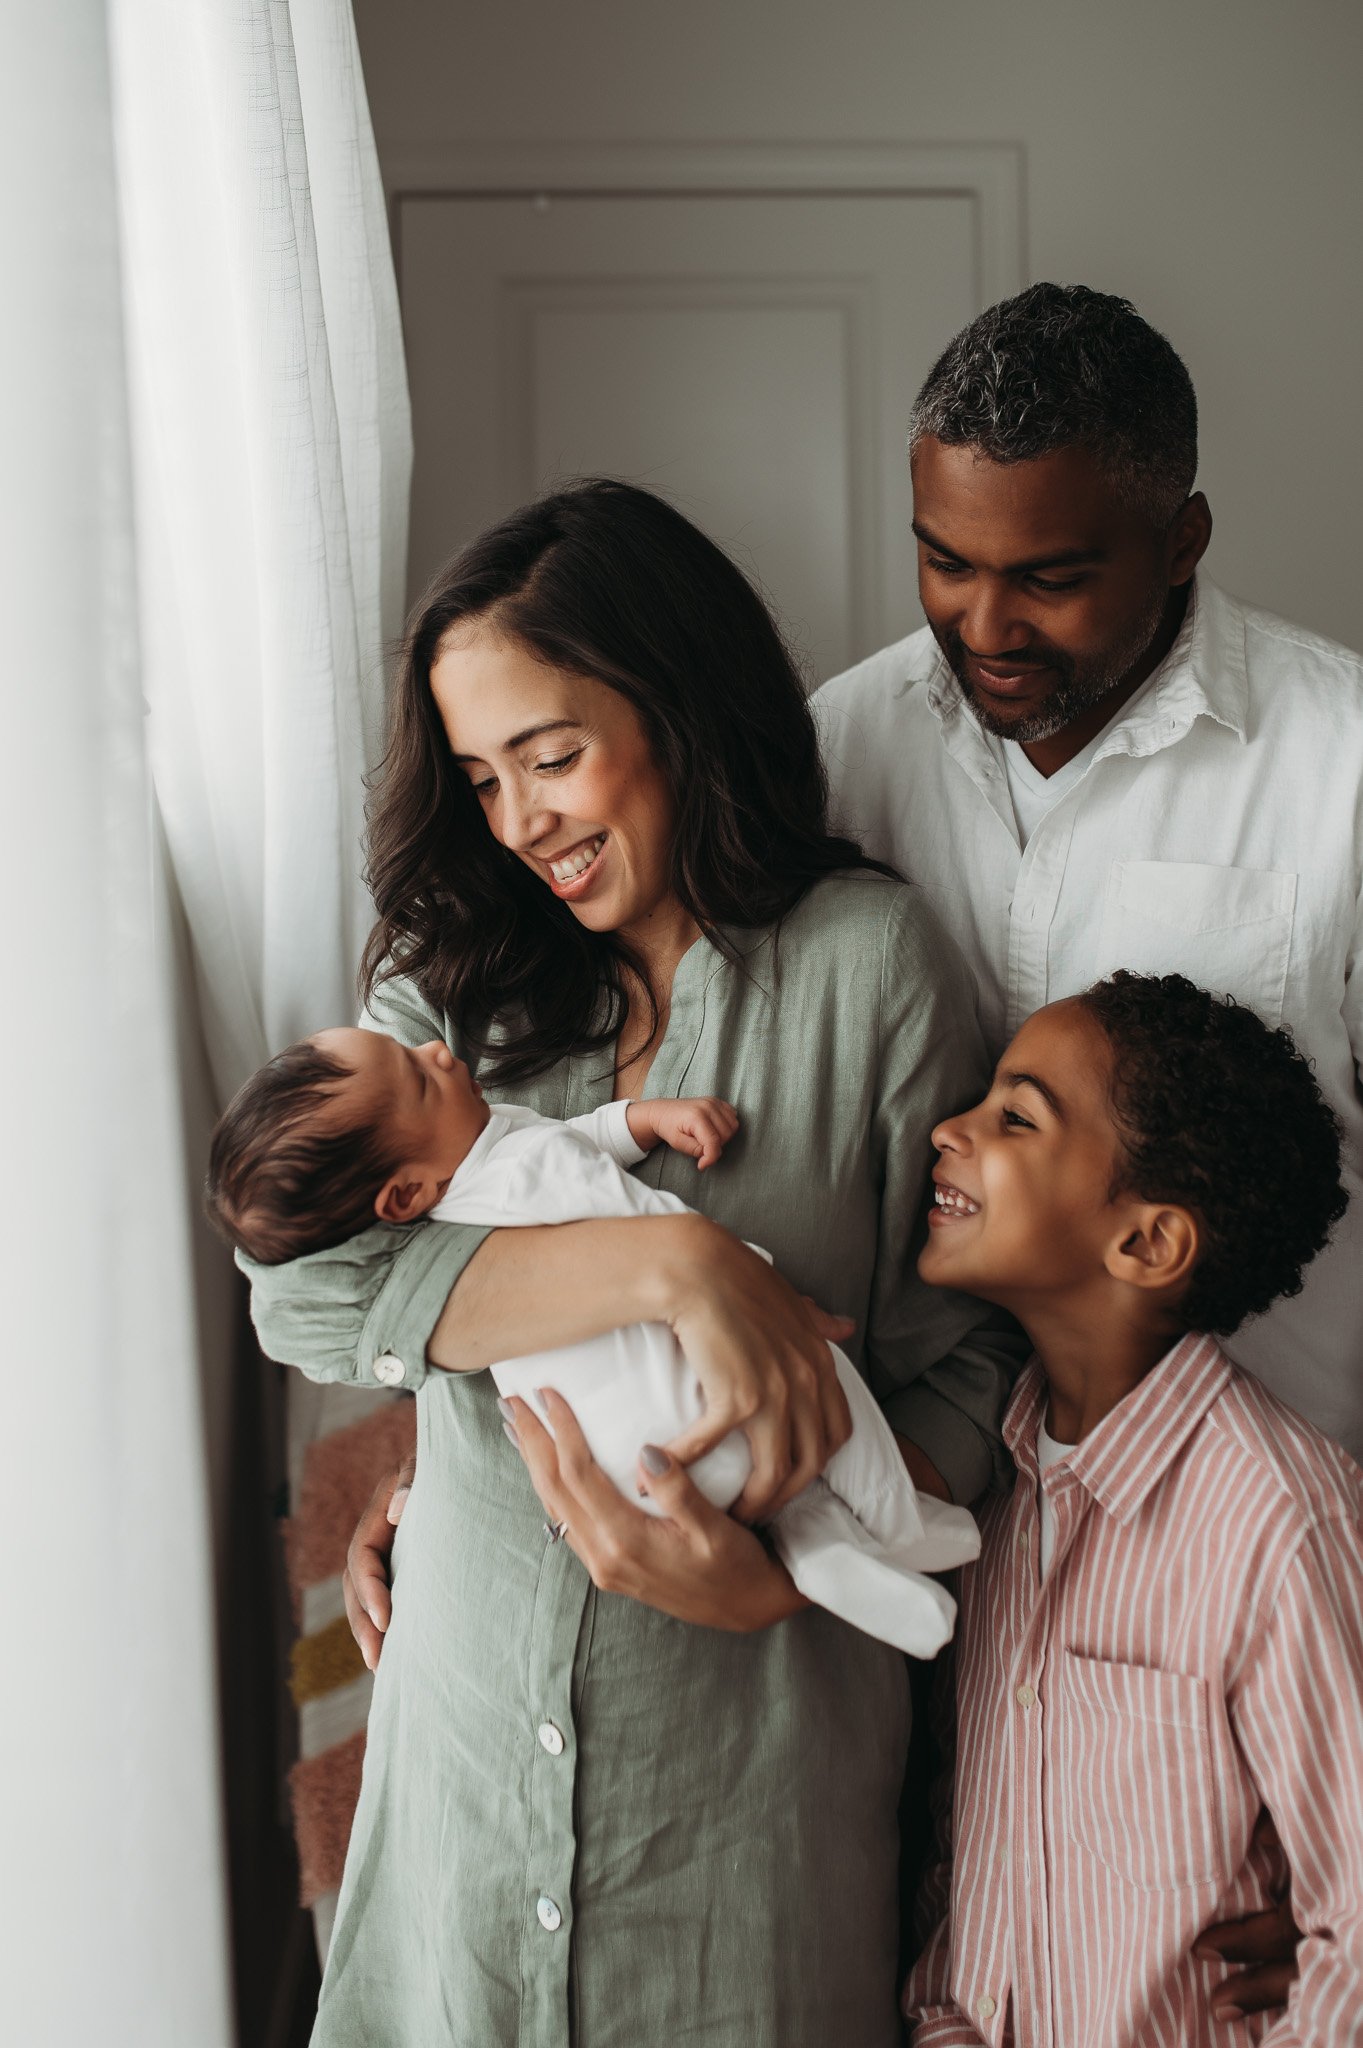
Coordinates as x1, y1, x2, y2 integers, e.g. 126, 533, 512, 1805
936, 584, 1171, 744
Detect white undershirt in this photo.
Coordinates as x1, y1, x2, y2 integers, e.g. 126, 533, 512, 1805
1035, 1414, 1077, 1575
1002, 672, 1160, 848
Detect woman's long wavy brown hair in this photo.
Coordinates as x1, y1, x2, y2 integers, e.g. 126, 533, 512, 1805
362, 479, 890, 1084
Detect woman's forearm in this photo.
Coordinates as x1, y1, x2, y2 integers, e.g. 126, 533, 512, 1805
425, 1212, 717, 1372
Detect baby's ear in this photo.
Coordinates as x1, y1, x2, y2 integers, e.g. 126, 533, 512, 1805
376, 1175, 426, 1224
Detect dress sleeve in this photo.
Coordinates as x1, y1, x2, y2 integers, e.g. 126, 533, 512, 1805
239, 970, 494, 1389
864, 890, 1028, 1504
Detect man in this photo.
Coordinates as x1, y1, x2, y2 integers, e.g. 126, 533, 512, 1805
816, 282, 1363, 1464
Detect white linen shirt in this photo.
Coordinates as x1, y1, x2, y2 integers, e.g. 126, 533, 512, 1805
815, 577, 1363, 1458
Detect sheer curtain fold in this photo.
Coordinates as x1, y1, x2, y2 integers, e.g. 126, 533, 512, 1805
113, 0, 411, 1101
2, 3, 409, 2040
1, 8, 233, 2044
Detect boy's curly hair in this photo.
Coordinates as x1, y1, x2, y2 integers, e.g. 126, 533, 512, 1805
205, 1040, 400, 1265
1076, 973, 1347, 1334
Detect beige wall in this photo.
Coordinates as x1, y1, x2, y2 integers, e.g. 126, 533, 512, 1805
355, 0, 1363, 654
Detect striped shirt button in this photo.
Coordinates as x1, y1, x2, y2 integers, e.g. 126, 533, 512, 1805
1015, 1683, 1036, 1710
977, 1993, 998, 2019
536, 1896, 562, 1932
537, 1721, 565, 1756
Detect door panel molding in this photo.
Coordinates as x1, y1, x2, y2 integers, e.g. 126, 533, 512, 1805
384, 141, 1027, 307
498, 271, 879, 656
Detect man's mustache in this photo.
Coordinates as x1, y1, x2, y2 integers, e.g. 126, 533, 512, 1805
940, 628, 1072, 685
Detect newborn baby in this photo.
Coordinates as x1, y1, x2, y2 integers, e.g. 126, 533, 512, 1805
208, 1027, 980, 1656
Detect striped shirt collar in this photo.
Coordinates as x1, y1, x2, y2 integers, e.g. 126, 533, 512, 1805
1003, 1331, 1235, 1524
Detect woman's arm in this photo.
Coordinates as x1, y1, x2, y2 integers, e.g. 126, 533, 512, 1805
439, 1213, 852, 1519
864, 889, 1028, 1505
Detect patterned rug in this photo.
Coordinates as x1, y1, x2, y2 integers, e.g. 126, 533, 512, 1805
285, 1385, 417, 1952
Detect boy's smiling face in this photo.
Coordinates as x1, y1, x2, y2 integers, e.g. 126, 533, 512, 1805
919, 1000, 1142, 1311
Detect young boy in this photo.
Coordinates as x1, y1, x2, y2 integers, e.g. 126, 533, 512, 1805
207, 1025, 979, 1657
905, 971, 1363, 2048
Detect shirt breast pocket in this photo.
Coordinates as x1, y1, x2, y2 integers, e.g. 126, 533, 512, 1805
1092, 861, 1297, 1027
1054, 1650, 1226, 1892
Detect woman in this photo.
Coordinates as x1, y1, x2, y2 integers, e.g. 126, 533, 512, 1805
245, 480, 1021, 2046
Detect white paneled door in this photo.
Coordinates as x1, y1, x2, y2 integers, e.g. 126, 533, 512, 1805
398, 168, 991, 681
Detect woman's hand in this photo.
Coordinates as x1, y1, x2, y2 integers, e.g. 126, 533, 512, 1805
341, 1450, 415, 1672
1195, 1811, 1300, 2023
435, 1213, 854, 1522
505, 1388, 809, 1631
655, 1220, 855, 1519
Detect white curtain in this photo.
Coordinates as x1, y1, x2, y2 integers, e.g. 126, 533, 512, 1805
0, 9, 234, 2045
113, 0, 411, 1104
1, 3, 409, 2040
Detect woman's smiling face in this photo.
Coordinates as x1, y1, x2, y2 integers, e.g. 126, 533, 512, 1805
430, 623, 681, 943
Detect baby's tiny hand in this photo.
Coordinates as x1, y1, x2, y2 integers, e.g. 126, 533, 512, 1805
633, 1096, 739, 1170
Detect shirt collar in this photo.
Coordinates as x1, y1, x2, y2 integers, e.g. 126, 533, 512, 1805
924, 574, 1248, 755
1002, 1331, 1234, 1521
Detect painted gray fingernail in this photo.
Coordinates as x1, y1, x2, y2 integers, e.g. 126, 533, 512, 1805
502, 1421, 521, 1449
640, 1444, 669, 1475
497, 1396, 516, 1423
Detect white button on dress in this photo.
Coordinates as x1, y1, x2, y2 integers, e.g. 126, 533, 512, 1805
371, 1352, 406, 1386
536, 1895, 562, 1932
537, 1721, 565, 1756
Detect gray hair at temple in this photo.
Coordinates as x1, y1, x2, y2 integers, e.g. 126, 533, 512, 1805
908, 283, 1199, 528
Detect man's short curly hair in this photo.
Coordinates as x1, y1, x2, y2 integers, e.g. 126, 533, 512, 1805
205, 1040, 400, 1265
909, 282, 1198, 526
1076, 973, 1347, 1335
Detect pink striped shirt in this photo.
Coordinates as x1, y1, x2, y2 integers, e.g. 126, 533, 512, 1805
903, 1333, 1363, 2048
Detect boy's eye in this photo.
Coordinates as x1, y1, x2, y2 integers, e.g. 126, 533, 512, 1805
1002, 1106, 1035, 1130
925, 556, 968, 577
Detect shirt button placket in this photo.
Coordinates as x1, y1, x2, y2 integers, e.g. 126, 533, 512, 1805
521, 1538, 589, 2045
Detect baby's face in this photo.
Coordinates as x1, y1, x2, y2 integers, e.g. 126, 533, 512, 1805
312, 1027, 490, 1214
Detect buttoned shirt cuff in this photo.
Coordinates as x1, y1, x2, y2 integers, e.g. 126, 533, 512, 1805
906, 2011, 982, 2048
882, 1382, 996, 1507
357, 1219, 496, 1392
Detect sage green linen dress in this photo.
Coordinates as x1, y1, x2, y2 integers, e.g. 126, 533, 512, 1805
245, 873, 1021, 2048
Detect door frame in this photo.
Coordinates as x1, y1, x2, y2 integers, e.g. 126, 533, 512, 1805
382, 140, 1027, 310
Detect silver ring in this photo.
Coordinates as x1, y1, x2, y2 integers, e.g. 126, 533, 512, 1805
543, 1518, 569, 1544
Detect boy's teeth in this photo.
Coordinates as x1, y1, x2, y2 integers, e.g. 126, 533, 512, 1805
550, 834, 606, 883
934, 1185, 980, 1216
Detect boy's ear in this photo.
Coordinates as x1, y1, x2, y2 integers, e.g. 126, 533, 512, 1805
1105, 1203, 1200, 1296
375, 1175, 427, 1224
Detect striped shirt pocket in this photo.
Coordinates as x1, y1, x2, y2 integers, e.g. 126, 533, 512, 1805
1055, 1650, 1225, 1892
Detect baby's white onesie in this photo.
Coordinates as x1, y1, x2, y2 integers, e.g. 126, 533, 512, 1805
430, 1100, 979, 1656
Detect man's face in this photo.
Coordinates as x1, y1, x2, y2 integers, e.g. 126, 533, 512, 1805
911, 438, 1192, 744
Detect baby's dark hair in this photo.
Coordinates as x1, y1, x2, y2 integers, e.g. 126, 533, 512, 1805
1077, 972, 1347, 1334
205, 1040, 401, 1265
